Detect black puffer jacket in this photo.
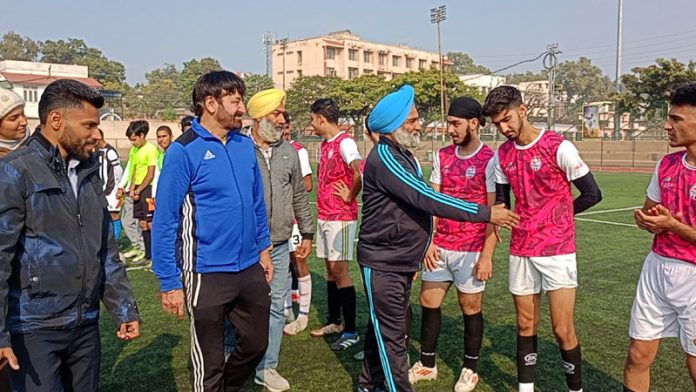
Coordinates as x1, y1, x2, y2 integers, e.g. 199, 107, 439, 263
0, 132, 139, 346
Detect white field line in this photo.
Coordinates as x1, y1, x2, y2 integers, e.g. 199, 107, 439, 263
575, 217, 635, 227
576, 206, 640, 216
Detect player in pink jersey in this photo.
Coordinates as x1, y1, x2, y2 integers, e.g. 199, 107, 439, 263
482, 86, 602, 392
308, 98, 364, 352
624, 83, 696, 392
280, 113, 315, 336
408, 97, 498, 392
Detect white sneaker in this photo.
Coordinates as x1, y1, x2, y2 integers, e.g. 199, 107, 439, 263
283, 315, 308, 336
408, 361, 437, 384
454, 368, 479, 392
310, 322, 343, 337
254, 368, 290, 392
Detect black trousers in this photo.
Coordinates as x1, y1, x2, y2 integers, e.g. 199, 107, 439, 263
9, 323, 100, 392
359, 266, 414, 392
183, 263, 271, 392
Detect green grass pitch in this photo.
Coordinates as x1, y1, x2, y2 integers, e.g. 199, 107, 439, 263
99, 171, 694, 391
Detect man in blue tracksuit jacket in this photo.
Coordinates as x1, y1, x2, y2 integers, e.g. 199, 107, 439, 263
152, 71, 274, 392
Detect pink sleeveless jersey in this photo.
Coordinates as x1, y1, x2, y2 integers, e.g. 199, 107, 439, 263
497, 131, 575, 257
317, 133, 358, 221
652, 152, 696, 264
434, 144, 494, 252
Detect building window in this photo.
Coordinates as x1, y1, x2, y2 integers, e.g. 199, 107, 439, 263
419, 59, 428, 69
363, 69, 373, 74
392, 55, 400, 67
349, 49, 358, 61
327, 67, 337, 77
277, 71, 283, 75
286, 70, 294, 74
327, 47, 338, 60
379, 53, 387, 66
23, 88, 38, 103
349, 67, 359, 79
364, 51, 373, 63
297, 51, 302, 66
406, 58, 414, 69
297, 70, 302, 77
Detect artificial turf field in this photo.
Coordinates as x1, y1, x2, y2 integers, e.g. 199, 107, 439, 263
101, 170, 694, 391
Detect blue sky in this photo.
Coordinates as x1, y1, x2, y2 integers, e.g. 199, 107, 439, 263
3, 0, 695, 84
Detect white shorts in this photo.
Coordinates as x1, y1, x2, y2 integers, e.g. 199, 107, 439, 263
421, 248, 485, 294
509, 253, 577, 295
316, 220, 357, 261
288, 224, 301, 253
629, 252, 696, 356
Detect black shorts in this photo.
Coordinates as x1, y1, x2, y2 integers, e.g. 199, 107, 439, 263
132, 185, 153, 221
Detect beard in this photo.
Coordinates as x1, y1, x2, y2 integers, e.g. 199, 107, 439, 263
455, 124, 473, 147
215, 104, 243, 130
60, 124, 95, 160
257, 118, 283, 143
394, 128, 421, 148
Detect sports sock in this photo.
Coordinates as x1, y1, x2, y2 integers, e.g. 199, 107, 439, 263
298, 275, 312, 315
516, 335, 538, 384
419, 306, 441, 368
463, 312, 484, 372
113, 220, 122, 241
560, 345, 582, 392
327, 281, 341, 325
142, 229, 151, 260
338, 286, 357, 334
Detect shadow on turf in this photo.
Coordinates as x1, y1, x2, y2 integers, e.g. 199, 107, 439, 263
100, 332, 181, 392
408, 308, 624, 391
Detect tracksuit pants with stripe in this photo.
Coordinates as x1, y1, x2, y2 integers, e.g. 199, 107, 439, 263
183, 263, 271, 392
360, 266, 414, 392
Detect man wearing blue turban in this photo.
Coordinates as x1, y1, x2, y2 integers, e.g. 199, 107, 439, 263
356, 85, 520, 392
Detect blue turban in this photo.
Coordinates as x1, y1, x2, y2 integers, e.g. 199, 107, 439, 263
368, 85, 415, 134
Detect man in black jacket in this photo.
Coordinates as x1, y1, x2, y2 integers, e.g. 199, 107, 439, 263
357, 85, 519, 392
0, 79, 140, 392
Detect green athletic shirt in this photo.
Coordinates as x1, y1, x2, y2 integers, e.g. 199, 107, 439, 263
128, 142, 158, 185
157, 149, 165, 171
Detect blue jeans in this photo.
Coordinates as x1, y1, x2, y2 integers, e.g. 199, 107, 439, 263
256, 242, 290, 372
224, 243, 290, 371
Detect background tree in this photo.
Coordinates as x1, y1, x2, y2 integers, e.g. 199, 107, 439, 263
614, 58, 696, 130
40, 38, 127, 88
447, 52, 490, 75
285, 76, 341, 133
393, 68, 483, 127
242, 73, 275, 98
180, 57, 223, 101
0, 32, 40, 61
504, 70, 546, 85
556, 57, 615, 104
332, 74, 390, 134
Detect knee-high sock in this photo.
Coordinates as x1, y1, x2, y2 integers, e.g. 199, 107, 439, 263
338, 286, 357, 334
298, 275, 312, 316
327, 281, 341, 325
463, 312, 484, 372
142, 229, 151, 260
419, 307, 441, 368
517, 335, 538, 384
561, 345, 582, 391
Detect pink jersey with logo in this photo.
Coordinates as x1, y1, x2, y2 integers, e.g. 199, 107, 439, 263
317, 133, 358, 221
497, 131, 575, 257
651, 152, 696, 264
434, 144, 494, 252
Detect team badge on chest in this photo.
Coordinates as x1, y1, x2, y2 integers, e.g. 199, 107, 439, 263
690, 184, 696, 201
465, 166, 476, 178
530, 156, 542, 172
328, 150, 334, 159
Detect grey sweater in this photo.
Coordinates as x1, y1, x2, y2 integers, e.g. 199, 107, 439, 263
254, 139, 314, 244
